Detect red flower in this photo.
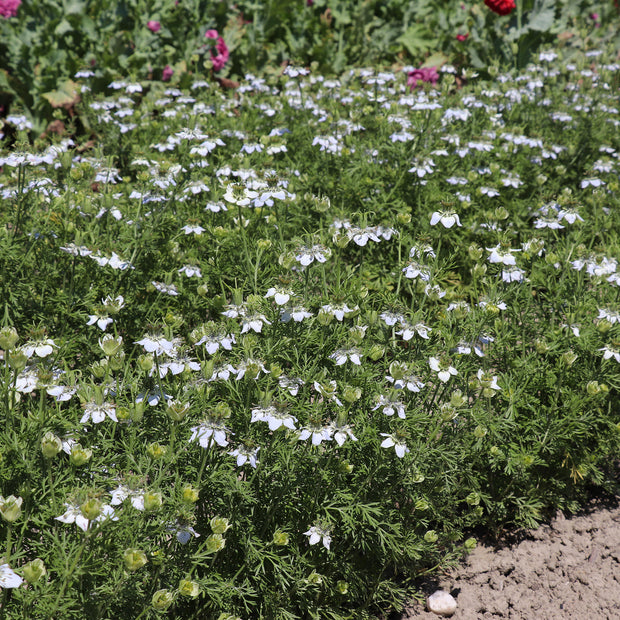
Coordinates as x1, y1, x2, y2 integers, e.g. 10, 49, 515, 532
484, 0, 516, 16
456, 33, 469, 42
147, 20, 161, 33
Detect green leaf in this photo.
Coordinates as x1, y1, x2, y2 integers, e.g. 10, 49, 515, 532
396, 24, 436, 57
421, 52, 449, 69
55, 18, 73, 37
42, 79, 80, 108
527, 0, 556, 32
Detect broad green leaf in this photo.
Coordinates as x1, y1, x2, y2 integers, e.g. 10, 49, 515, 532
421, 52, 449, 69
42, 79, 80, 108
397, 24, 436, 57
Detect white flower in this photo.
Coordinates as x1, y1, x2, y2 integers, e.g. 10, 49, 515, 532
80, 401, 118, 424
331, 423, 358, 446
135, 334, 175, 356
599, 345, 620, 363
476, 369, 501, 391
280, 306, 313, 323
87, 314, 113, 330
55, 503, 117, 531
372, 394, 406, 419
190, 421, 232, 448
298, 423, 332, 445
109, 485, 145, 510
295, 244, 331, 266
597, 308, 620, 324
320, 303, 357, 321
329, 348, 362, 366
181, 224, 205, 235
178, 265, 202, 278
250, 406, 297, 431
240, 313, 271, 334
228, 445, 260, 468
402, 260, 431, 281
152, 281, 179, 296
0, 564, 23, 589
379, 433, 410, 458
428, 357, 457, 383
22, 338, 57, 358
304, 525, 332, 550
502, 266, 527, 283
486, 245, 520, 265
265, 287, 293, 305
430, 211, 461, 228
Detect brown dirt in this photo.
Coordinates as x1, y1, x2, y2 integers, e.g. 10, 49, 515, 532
399, 495, 620, 619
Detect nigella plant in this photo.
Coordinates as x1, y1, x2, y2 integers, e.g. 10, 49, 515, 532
0, 34, 619, 620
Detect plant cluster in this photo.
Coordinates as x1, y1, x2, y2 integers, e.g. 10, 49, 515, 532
0, 38, 619, 620
1, 0, 618, 133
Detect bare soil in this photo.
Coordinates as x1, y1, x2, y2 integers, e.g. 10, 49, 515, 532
398, 495, 620, 619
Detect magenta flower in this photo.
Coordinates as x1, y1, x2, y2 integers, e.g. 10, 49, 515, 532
147, 20, 161, 33
407, 66, 439, 91
162, 65, 174, 81
211, 36, 229, 72
205, 29, 219, 39
0, 0, 21, 19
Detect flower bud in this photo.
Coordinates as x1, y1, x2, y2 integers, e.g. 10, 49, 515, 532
561, 350, 578, 366
41, 431, 63, 458
23, 558, 46, 583
152, 589, 173, 611
336, 580, 349, 594
143, 492, 163, 511
0, 495, 23, 522
415, 499, 429, 511
167, 400, 189, 422
137, 354, 154, 372
99, 334, 123, 356
306, 570, 323, 586
424, 530, 438, 543
0, 326, 19, 350
466, 492, 480, 506
474, 425, 487, 439
181, 486, 199, 504
8, 350, 27, 371
205, 534, 226, 553
341, 385, 362, 404
123, 549, 148, 572
80, 498, 102, 521
178, 579, 200, 598
272, 530, 290, 546
367, 344, 384, 361
90, 359, 108, 379
147, 442, 167, 459
210, 517, 231, 534
70, 444, 92, 466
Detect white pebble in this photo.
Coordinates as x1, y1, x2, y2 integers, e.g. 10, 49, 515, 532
427, 590, 457, 617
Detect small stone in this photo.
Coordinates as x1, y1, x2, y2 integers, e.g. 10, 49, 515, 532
427, 590, 457, 617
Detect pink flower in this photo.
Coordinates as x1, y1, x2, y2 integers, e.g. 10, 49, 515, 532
162, 65, 174, 81
407, 66, 439, 90
0, 0, 21, 19
147, 20, 161, 33
205, 29, 219, 39
456, 33, 469, 42
211, 36, 229, 72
